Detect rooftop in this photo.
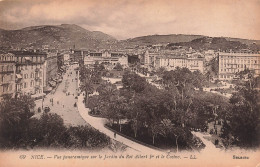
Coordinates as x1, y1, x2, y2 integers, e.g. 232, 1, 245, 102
219, 52, 260, 57
9, 51, 47, 56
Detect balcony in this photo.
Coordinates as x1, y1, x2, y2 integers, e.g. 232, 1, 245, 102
35, 68, 40, 72
15, 74, 23, 82
35, 76, 40, 81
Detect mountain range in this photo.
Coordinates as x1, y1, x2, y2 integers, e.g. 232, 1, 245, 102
0, 24, 116, 50
0, 24, 259, 50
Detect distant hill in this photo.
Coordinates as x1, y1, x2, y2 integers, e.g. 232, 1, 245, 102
0, 24, 259, 50
0, 24, 116, 50
123, 34, 204, 45
118, 34, 260, 48
167, 37, 260, 51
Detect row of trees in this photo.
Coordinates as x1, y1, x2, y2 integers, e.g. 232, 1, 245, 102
85, 68, 225, 151
0, 95, 110, 149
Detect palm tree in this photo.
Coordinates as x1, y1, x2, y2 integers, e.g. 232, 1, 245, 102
80, 78, 94, 104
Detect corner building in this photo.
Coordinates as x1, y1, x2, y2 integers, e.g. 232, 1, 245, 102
11, 51, 47, 99
0, 52, 16, 101
218, 52, 260, 80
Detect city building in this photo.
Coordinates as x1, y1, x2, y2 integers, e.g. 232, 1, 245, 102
218, 52, 260, 80
43, 51, 58, 93
11, 51, 47, 99
70, 50, 84, 63
142, 50, 160, 67
155, 55, 204, 73
84, 50, 128, 68
57, 53, 64, 72
204, 50, 217, 62
0, 52, 16, 101
64, 53, 70, 65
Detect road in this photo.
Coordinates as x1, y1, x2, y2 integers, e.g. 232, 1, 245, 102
34, 64, 86, 126
192, 131, 221, 154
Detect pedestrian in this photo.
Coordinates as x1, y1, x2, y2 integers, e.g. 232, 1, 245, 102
215, 139, 219, 145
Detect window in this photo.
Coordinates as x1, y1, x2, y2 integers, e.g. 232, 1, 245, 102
30, 81, 34, 87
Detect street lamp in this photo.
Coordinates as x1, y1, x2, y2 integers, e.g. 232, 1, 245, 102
42, 96, 44, 109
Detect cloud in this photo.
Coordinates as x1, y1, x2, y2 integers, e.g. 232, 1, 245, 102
0, 0, 259, 40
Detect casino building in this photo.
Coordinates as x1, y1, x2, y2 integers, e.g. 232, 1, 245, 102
84, 50, 128, 68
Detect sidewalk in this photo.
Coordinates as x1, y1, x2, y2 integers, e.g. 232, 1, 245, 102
77, 94, 162, 154
192, 131, 222, 154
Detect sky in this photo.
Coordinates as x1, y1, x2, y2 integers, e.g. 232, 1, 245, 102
0, 0, 259, 40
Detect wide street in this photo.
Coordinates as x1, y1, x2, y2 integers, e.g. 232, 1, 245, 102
34, 64, 86, 126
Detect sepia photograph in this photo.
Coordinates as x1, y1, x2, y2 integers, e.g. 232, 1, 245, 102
0, 0, 259, 167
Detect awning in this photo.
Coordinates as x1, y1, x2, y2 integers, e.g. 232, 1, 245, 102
48, 81, 56, 87
43, 86, 52, 92
24, 57, 31, 61
31, 93, 46, 98
16, 74, 23, 79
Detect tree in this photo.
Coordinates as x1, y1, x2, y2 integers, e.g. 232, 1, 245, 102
0, 95, 35, 148
108, 96, 128, 132
160, 119, 186, 153
122, 71, 147, 93
126, 100, 146, 138
29, 113, 66, 147
162, 68, 208, 127
156, 67, 166, 77
113, 63, 123, 71
80, 79, 94, 104
225, 76, 260, 147
96, 82, 118, 101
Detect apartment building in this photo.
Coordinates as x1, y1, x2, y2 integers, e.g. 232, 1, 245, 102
0, 52, 16, 100
155, 55, 204, 73
11, 51, 47, 99
44, 51, 59, 92
218, 52, 260, 80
